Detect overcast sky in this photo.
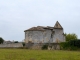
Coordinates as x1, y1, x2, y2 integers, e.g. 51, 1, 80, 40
0, 0, 80, 41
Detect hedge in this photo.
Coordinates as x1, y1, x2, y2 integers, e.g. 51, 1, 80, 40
60, 39, 80, 50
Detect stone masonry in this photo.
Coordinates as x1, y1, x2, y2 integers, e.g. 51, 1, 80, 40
24, 21, 65, 44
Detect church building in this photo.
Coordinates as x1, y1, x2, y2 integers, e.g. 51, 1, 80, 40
24, 21, 65, 43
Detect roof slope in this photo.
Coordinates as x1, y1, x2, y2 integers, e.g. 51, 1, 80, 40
54, 21, 63, 29
24, 26, 53, 32
24, 21, 63, 32
24, 26, 45, 31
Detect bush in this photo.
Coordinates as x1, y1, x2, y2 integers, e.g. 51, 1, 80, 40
42, 45, 48, 50
60, 42, 70, 50
14, 41, 18, 43
22, 42, 25, 46
69, 39, 80, 48
60, 39, 80, 50
69, 46, 78, 50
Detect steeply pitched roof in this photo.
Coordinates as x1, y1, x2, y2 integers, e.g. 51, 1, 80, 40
54, 21, 63, 29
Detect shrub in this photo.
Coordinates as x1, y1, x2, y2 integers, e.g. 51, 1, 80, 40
69, 39, 80, 48
60, 42, 70, 50
69, 46, 78, 50
42, 45, 48, 50
22, 42, 25, 46
60, 39, 80, 50
14, 41, 18, 43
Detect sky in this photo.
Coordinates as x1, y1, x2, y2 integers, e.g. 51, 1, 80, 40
0, 0, 80, 41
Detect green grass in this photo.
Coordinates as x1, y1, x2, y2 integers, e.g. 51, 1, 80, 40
0, 49, 80, 60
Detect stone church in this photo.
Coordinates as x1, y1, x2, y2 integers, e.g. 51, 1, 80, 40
24, 21, 65, 43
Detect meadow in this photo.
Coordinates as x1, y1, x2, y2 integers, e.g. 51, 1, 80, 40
0, 49, 80, 60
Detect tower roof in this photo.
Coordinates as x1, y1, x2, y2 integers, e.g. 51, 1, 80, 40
54, 21, 63, 29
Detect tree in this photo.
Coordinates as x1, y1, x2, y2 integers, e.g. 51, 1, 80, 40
14, 41, 18, 43
0, 37, 4, 44
65, 33, 78, 41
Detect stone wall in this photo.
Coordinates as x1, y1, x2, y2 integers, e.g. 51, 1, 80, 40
25, 43, 60, 50
52, 29, 65, 43
25, 30, 52, 43
0, 43, 23, 48
25, 29, 65, 43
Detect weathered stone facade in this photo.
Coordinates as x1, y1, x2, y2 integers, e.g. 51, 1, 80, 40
25, 43, 60, 50
24, 21, 65, 44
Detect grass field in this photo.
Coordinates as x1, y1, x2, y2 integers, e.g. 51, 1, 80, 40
0, 49, 80, 60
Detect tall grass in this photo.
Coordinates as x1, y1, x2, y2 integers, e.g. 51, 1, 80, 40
0, 49, 80, 60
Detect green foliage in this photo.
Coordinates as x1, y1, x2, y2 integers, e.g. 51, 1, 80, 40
14, 41, 18, 43
0, 37, 4, 44
22, 42, 25, 46
69, 39, 80, 48
60, 33, 78, 50
65, 33, 78, 41
60, 39, 80, 50
60, 42, 70, 50
42, 45, 48, 50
